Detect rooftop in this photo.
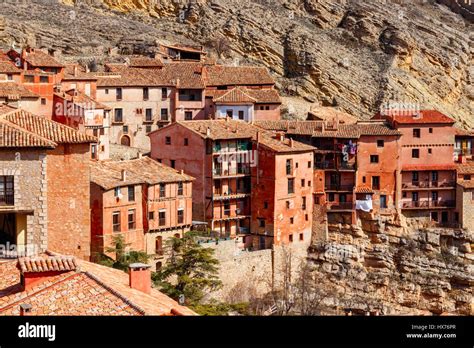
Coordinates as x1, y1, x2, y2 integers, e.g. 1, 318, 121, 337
22, 49, 64, 68
457, 163, 474, 175
0, 253, 196, 316
91, 156, 194, 190
375, 110, 455, 125
0, 81, 39, 99
55, 89, 111, 110
204, 65, 274, 86
307, 107, 358, 124
0, 107, 96, 147
63, 64, 98, 81
129, 56, 164, 68
209, 87, 281, 104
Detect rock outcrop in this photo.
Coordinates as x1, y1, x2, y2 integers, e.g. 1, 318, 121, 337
308, 213, 473, 315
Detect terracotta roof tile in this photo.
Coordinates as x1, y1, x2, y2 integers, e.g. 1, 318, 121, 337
56, 89, 111, 110
457, 180, 474, 189
0, 55, 21, 74
213, 87, 257, 104
356, 122, 402, 136
0, 253, 197, 316
91, 157, 194, 190
0, 117, 56, 148
377, 110, 455, 125
129, 56, 164, 68
23, 50, 64, 68
18, 255, 77, 273
63, 64, 98, 81
0, 82, 39, 99
355, 186, 374, 194
204, 65, 274, 86
457, 163, 474, 174
0, 108, 96, 145
307, 107, 358, 124
210, 87, 281, 104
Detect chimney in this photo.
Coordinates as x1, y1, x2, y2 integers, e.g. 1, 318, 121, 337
73, 65, 78, 77
129, 263, 151, 294
180, 169, 184, 174
279, 133, 284, 142
121, 169, 127, 181
256, 131, 260, 143
206, 127, 211, 137
19, 304, 32, 316
289, 138, 294, 147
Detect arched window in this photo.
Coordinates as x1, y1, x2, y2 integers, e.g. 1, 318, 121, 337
121, 135, 131, 147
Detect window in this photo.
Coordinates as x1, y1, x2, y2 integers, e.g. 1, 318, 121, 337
259, 218, 265, 228
116, 88, 122, 100
413, 129, 420, 138
328, 193, 335, 202
412, 192, 419, 202
112, 212, 120, 232
264, 201, 268, 209
340, 194, 347, 203
302, 196, 306, 210
412, 149, 420, 158
288, 178, 295, 194
305, 214, 309, 221
286, 159, 292, 175
412, 172, 419, 182
7, 74, 12, 80
184, 138, 189, 146
170, 160, 175, 168
148, 211, 154, 220
143, 87, 149, 100
114, 187, 121, 198
295, 162, 299, 168
380, 195, 387, 209
156, 262, 162, 271
377, 140, 384, 147
286, 201, 290, 209
370, 155, 379, 163
177, 209, 184, 224
308, 181, 311, 187
159, 184, 166, 198
161, 108, 168, 121
432, 171, 438, 182
224, 201, 230, 216
165, 136, 171, 145
429, 128, 433, 133
301, 179, 305, 188
372, 176, 380, 190
146, 125, 152, 133
91, 144, 97, 160
238, 110, 244, 120
40, 76, 49, 83
463, 175, 471, 180
155, 236, 163, 255
226, 110, 233, 117
432, 191, 438, 202
105, 88, 109, 94
299, 233, 304, 241
123, 125, 128, 134
184, 111, 193, 120
128, 209, 136, 230
114, 109, 123, 123
145, 108, 153, 121
41, 98, 46, 105
308, 161, 311, 168
159, 211, 166, 226
24, 75, 34, 83
128, 186, 135, 201
260, 106, 264, 110
290, 217, 294, 224
0, 176, 14, 206
289, 234, 293, 243
177, 182, 183, 196
161, 88, 167, 98
362, 176, 366, 183
428, 148, 432, 154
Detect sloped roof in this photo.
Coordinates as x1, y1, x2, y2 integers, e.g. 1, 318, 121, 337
204, 65, 275, 86
91, 156, 194, 190
0, 55, 21, 74
63, 64, 98, 81
210, 87, 281, 104
457, 180, 474, 189
0, 82, 39, 99
307, 107, 358, 124
356, 122, 402, 136
0, 253, 196, 316
402, 164, 457, 171
457, 163, 474, 175
56, 89, 111, 110
375, 110, 455, 125
23, 50, 64, 68
129, 56, 164, 68
0, 108, 96, 146
355, 186, 374, 194
18, 255, 77, 273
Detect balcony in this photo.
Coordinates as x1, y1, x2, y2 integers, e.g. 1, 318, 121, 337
213, 167, 251, 177
402, 181, 456, 189
327, 202, 354, 211
339, 162, 356, 171
325, 184, 354, 192
315, 161, 336, 170
402, 200, 456, 209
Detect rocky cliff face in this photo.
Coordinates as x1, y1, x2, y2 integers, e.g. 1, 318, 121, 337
309, 213, 473, 315
0, 0, 471, 126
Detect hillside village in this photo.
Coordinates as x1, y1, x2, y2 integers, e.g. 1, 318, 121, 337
0, 44, 473, 316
